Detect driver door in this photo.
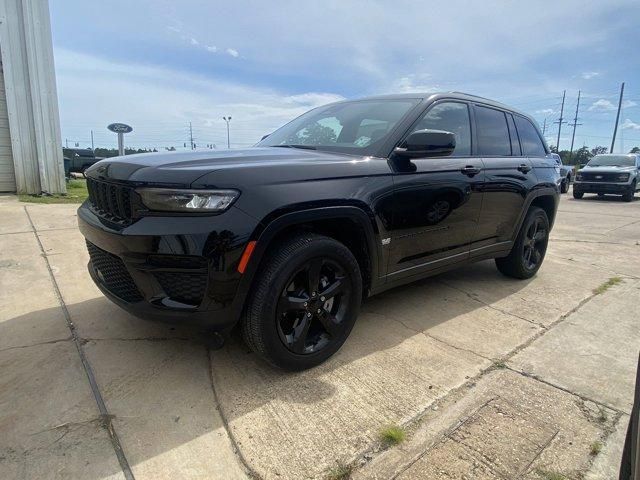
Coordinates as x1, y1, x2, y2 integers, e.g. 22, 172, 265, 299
386, 101, 484, 278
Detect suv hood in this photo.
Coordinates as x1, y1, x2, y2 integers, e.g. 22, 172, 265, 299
85, 147, 388, 187
582, 165, 636, 173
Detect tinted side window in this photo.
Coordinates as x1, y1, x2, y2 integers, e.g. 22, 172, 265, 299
412, 102, 471, 156
514, 116, 546, 156
475, 106, 511, 156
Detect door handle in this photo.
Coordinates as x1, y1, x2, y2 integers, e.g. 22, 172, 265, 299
460, 165, 481, 177
517, 164, 532, 173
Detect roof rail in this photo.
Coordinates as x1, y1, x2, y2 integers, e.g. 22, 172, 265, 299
449, 91, 497, 103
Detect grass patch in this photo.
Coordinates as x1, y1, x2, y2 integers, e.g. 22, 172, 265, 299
535, 468, 568, 480
592, 277, 622, 295
19, 179, 88, 204
326, 462, 353, 480
590, 441, 603, 456
493, 360, 507, 369
379, 425, 406, 446
597, 410, 608, 423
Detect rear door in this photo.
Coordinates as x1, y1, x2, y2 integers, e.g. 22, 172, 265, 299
472, 105, 537, 253
386, 100, 484, 277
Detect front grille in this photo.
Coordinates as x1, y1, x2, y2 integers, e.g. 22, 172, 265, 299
153, 271, 207, 305
580, 172, 624, 182
86, 241, 143, 302
86, 178, 134, 225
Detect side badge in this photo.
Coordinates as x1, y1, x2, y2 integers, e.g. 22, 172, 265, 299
381, 238, 391, 246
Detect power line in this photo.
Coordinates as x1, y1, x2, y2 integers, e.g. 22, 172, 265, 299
568, 90, 582, 159
610, 82, 625, 153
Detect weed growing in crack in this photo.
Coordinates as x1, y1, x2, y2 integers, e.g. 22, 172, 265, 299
535, 468, 568, 480
590, 441, 603, 455
379, 425, 406, 446
593, 277, 622, 295
326, 462, 353, 480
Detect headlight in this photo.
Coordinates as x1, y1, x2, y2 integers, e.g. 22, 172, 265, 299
616, 173, 630, 182
137, 188, 239, 212
576, 173, 583, 181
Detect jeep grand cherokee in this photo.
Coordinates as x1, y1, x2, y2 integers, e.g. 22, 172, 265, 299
78, 92, 560, 370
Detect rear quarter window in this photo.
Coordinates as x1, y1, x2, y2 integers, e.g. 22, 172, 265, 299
514, 116, 546, 156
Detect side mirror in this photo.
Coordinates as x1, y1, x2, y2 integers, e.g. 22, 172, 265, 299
394, 129, 456, 158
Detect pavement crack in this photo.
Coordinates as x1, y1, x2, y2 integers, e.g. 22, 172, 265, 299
24, 206, 135, 480
0, 337, 72, 353
206, 347, 261, 479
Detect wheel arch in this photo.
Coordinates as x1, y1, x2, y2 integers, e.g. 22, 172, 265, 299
511, 188, 559, 241
230, 204, 382, 321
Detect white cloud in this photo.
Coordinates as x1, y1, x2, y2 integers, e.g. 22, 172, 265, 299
623, 100, 637, 109
226, 48, 239, 58
54, 48, 341, 149
588, 99, 616, 111
581, 71, 600, 79
167, 26, 181, 33
622, 119, 640, 130
536, 108, 555, 115
190, 37, 199, 46
389, 74, 438, 94
205, 45, 217, 53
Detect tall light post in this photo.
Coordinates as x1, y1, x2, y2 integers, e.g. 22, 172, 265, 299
223, 116, 232, 149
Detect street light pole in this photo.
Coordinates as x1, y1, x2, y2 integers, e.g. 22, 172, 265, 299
223, 116, 232, 149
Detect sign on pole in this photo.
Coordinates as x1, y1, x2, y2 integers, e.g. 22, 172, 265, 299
107, 123, 133, 156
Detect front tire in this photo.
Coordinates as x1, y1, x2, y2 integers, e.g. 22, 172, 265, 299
623, 181, 636, 202
495, 207, 550, 279
573, 190, 584, 199
242, 233, 362, 371
560, 177, 569, 194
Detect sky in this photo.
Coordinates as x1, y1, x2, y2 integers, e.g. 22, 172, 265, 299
49, 0, 640, 153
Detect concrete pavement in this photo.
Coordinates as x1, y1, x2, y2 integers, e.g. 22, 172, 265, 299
1, 190, 639, 479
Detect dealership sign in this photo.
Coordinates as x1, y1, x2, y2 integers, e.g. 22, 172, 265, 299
107, 123, 133, 134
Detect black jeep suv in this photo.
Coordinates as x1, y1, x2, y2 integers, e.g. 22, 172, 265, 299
78, 92, 559, 370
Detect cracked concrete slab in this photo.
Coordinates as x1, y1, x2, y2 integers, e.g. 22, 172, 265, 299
0, 341, 124, 479
510, 278, 640, 413
210, 311, 491, 479
356, 370, 617, 480
24, 203, 80, 232
84, 339, 247, 479
0, 197, 31, 234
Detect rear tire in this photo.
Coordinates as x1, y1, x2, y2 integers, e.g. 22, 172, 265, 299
560, 177, 569, 194
573, 190, 584, 199
241, 233, 362, 371
495, 207, 549, 279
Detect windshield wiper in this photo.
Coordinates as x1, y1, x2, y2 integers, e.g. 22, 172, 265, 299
272, 144, 317, 150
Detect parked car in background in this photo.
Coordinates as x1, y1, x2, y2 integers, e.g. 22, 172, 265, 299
63, 148, 100, 174
573, 154, 640, 202
550, 153, 573, 193
78, 92, 560, 370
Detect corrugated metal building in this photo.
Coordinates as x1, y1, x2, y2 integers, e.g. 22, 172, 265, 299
0, 0, 65, 194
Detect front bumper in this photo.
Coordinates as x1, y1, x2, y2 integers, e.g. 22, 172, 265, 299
573, 181, 633, 193
77, 202, 256, 330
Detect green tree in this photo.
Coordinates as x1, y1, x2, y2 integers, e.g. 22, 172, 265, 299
630, 146, 640, 154
288, 123, 337, 145
590, 146, 608, 156
573, 146, 592, 165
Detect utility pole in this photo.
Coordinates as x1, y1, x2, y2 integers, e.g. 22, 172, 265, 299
610, 82, 625, 153
542, 118, 547, 135
554, 90, 567, 151
91, 130, 94, 150
65, 138, 68, 148
189, 122, 195, 150
568, 91, 582, 160
223, 116, 232, 149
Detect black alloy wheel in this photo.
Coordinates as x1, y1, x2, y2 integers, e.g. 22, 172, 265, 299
495, 206, 550, 279
522, 216, 547, 271
242, 233, 362, 370
276, 258, 352, 355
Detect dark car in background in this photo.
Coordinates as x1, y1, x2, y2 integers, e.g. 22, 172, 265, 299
63, 148, 100, 174
77, 92, 560, 370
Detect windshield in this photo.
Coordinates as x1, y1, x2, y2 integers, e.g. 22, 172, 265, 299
256, 99, 420, 156
587, 155, 635, 167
